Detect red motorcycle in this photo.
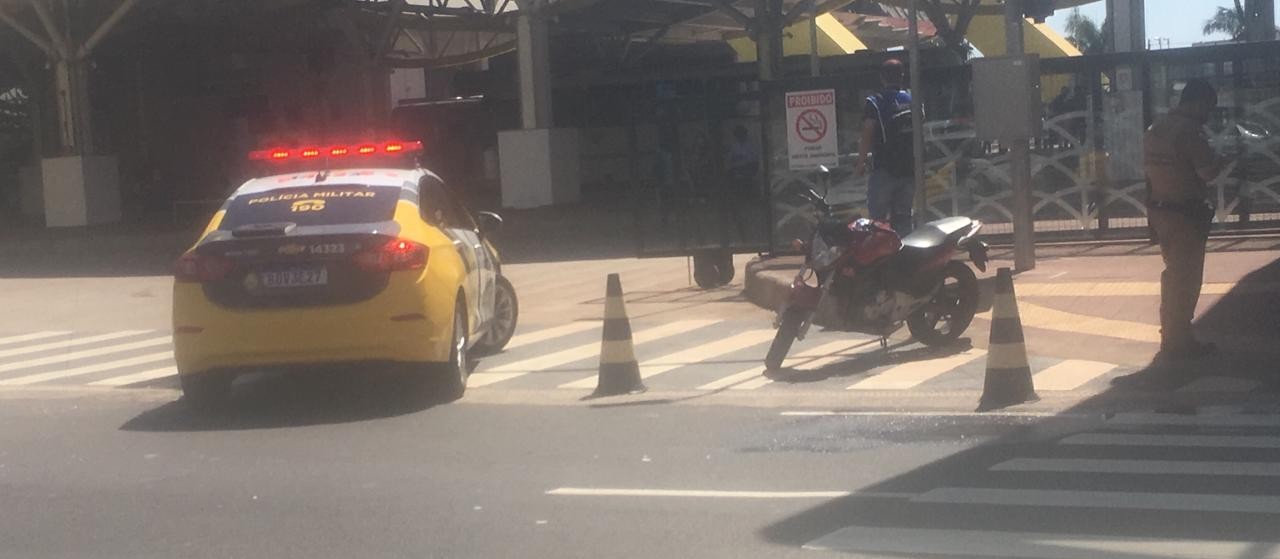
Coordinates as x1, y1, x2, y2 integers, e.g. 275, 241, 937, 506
765, 186, 989, 370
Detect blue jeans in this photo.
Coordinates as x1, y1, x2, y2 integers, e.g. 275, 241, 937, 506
867, 169, 915, 235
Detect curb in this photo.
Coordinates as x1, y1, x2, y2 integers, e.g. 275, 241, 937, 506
744, 256, 797, 313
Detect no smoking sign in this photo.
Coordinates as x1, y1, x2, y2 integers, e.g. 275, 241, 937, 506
795, 109, 827, 143
785, 89, 838, 170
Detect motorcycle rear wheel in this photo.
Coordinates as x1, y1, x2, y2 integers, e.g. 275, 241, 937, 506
907, 261, 979, 346
765, 308, 807, 370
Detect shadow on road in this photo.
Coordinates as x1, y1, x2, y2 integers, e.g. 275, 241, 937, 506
0, 224, 194, 278
759, 256, 1280, 556
766, 339, 973, 385
120, 369, 442, 432
1109, 256, 1280, 392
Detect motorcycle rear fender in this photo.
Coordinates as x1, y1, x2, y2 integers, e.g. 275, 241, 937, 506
967, 241, 990, 272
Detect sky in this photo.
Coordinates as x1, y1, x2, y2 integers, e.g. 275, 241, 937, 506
1045, 0, 1278, 48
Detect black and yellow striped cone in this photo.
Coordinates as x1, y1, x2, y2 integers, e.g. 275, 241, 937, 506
978, 268, 1039, 411
591, 274, 646, 397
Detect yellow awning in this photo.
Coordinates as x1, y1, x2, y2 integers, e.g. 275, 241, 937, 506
730, 13, 868, 62
966, 16, 1083, 103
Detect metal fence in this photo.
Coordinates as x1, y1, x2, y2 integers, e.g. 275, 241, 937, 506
569, 41, 1280, 257
767, 41, 1280, 253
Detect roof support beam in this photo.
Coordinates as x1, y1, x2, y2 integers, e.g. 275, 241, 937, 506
814, 0, 856, 15
373, 0, 408, 59
780, 0, 815, 28
627, 23, 673, 64
0, 7, 55, 57
78, 0, 140, 59
709, 0, 756, 35
27, 0, 69, 59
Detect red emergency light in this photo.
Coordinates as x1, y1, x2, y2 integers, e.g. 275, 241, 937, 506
249, 141, 423, 162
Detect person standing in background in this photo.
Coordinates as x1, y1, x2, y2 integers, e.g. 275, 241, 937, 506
1143, 79, 1224, 360
857, 59, 919, 235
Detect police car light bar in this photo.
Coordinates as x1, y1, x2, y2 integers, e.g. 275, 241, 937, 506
249, 141, 423, 161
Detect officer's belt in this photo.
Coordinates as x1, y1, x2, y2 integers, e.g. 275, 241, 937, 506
1149, 198, 1213, 220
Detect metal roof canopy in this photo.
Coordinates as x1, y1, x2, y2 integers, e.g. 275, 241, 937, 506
877, 0, 1096, 15
365, 0, 860, 68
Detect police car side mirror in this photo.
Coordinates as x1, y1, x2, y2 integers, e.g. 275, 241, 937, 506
477, 211, 504, 236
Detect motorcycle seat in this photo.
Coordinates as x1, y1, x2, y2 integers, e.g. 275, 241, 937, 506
900, 217, 973, 249
818, 218, 856, 244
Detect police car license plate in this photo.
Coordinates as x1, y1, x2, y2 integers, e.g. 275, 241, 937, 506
260, 267, 328, 289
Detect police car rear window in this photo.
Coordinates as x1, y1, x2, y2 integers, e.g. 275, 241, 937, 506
218, 185, 401, 229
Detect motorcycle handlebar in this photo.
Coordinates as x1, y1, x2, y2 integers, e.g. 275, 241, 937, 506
800, 188, 831, 214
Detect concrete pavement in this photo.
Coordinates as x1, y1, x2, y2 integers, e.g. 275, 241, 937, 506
3, 221, 1280, 558
2, 389, 1279, 558
745, 239, 1280, 380
1, 240, 1277, 413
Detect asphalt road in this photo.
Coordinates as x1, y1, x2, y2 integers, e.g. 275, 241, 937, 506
2, 241, 1278, 559
3, 387, 1279, 559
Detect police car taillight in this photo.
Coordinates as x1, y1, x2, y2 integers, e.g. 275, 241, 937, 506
354, 239, 428, 273
249, 141, 423, 161
174, 253, 236, 283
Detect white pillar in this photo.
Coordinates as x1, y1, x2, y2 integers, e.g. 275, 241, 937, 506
500, 0, 578, 208
516, 1, 551, 130
1247, 0, 1277, 41
1107, 0, 1145, 52
808, 3, 820, 77
755, 0, 782, 82
909, 0, 926, 223
1005, 0, 1036, 271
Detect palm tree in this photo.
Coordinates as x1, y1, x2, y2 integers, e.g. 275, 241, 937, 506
1202, 0, 1246, 40
1064, 8, 1106, 54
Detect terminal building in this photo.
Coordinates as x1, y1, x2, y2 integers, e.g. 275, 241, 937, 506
1, 1, 1276, 262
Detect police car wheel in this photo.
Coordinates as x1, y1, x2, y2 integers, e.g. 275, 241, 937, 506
717, 252, 736, 285
475, 276, 519, 355
437, 299, 470, 402
693, 254, 721, 289
180, 371, 234, 411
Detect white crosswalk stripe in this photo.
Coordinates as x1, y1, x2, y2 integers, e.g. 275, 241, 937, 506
847, 348, 986, 390
1, 351, 174, 386
1061, 432, 1280, 449
805, 416, 1280, 559
89, 366, 179, 387
0, 331, 72, 347
487, 320, 718, 373
0, 336, 172, 380
465, 320, 717, 388
559, 329, 776, 389
914, 487, 1280, 514
991, 458, 1280, 477
806, 526, 1280, 559
503, 321, 599, 351
1032, 359, 1116, 391
0, 330, 151, 359
0, 323, 1144, 394
700, 338, 881, 391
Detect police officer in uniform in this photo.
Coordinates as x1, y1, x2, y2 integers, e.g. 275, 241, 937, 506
1143, 79, 1223, 359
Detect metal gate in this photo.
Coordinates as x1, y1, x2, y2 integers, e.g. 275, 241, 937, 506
763, 42, 1280, 254
568, 40, 1280, 260
623, 77, 774, 258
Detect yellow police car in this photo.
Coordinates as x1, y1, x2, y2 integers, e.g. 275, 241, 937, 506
172, 141, 517, 407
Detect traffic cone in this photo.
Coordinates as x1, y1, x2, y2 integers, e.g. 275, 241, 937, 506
591, 274, 646, 398
978, 267, 1039, 411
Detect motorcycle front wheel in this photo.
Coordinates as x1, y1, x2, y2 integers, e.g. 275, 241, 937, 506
765, 308, 808, 370
907, 261, 979, 346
